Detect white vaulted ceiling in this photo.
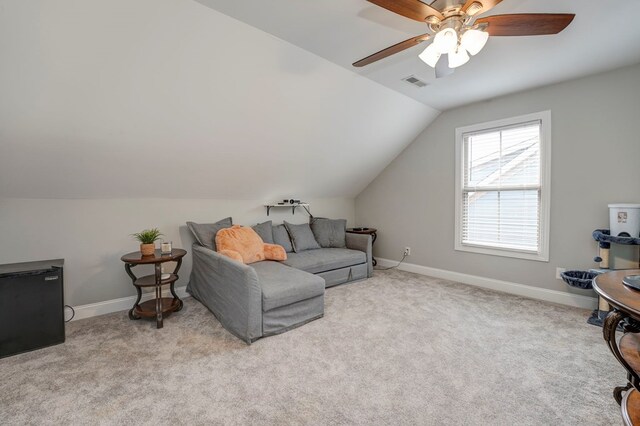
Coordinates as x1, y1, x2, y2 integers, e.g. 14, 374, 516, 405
2, 0, 639, 200
0, 0, 438, 199
197, 0, 640, 111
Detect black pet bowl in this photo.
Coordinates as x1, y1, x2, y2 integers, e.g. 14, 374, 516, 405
560, 270, 598, 290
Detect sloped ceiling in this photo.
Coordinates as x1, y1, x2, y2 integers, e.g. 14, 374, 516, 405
197, 0, 640, 111
0, 0, 439, 199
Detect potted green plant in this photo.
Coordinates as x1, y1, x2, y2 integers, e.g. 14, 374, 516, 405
131, 228, 163, 256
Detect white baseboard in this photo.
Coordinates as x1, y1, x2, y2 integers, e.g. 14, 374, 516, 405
69, 286, 189, 321
69, 260, 597, 321
376, 258, 597, 310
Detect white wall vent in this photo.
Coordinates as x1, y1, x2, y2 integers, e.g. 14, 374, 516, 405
402, 75, 428, 88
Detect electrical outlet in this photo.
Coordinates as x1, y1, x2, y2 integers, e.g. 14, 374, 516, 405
556, 267, 566, 280
404, 247, 411, 256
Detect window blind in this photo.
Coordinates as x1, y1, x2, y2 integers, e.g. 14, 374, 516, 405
461, 120, 542, 252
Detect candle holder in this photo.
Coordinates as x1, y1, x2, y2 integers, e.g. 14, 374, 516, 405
160, 240, 172, 255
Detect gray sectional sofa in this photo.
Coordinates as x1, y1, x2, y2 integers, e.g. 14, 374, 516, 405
187, 219, 373, 343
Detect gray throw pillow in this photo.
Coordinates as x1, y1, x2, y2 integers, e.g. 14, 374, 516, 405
186, 217, 233, 251
272, 224, 293, 253
252, 221, 274, 244
284, 221, 321, 253
310, 217, 347, 248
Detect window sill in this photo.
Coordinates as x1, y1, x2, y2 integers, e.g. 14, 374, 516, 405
455, 242, 549, 262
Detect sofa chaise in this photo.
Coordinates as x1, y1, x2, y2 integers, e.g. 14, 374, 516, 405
187, 218, 372, 343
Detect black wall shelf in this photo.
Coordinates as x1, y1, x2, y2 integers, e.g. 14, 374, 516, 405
264, 203, 311, 216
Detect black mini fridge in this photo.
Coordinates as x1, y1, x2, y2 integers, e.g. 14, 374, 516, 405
0, 259, 65, 358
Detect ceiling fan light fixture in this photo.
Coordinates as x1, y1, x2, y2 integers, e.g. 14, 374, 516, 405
460, 29, 489, 55
353, 1, 576, 76
433, 27, 458, 54
418, 43, 441, 68
448, 46, 470, 68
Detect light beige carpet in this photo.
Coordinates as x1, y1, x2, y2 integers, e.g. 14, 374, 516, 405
0, 269, 624, 425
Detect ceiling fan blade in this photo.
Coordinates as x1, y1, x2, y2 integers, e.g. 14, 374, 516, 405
461, 0, 503, 16
435, 54, 455, 78
476, 14, 575, 36
367, 0, 444, 23
353, 33, 431, 67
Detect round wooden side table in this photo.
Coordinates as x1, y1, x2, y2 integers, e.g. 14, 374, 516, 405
346, 227, 377, 266
120, 248, 187, 329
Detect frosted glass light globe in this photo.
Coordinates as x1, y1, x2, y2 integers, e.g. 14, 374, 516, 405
460, 29, 489, 56
448, 47, 470, 68
418, 43, 441, 68
433, 28, 458, 54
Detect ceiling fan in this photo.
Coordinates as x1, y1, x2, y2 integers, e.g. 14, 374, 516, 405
353, 0, 575, 76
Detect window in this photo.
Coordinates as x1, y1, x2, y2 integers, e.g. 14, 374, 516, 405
454, 111, 551, 261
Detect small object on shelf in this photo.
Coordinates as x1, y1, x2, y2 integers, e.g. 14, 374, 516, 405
140, 243, 155, 256
160, 240, 172, 255
130, 228, 163, 257
623, 275, 640, 291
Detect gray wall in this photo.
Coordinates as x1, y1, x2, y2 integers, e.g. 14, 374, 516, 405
0, 197, 354, 306
355, 63, 640, 298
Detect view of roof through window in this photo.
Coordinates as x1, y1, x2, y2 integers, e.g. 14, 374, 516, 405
466, 121, 541, 188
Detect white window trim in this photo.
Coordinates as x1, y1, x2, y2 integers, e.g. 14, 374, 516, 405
454, 110, 551, 262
